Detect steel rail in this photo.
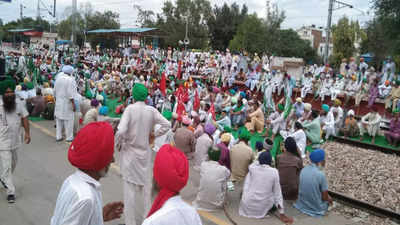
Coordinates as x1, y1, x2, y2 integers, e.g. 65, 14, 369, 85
332, 136, 400, 156
329, 191, 400, 223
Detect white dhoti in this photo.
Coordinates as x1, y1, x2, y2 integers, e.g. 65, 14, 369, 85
301, 86, 311, 98
359, 123, 379, 137
124, 181, 153, 225
331, 89, 341, 100
73, 112, 82, 135
0, 150, 18, 195
56, 118, 74, 141
322, 125, 335, 139
123, 150, 156, 225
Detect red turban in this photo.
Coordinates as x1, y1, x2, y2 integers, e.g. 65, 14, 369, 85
147, 144, 189, 217
68, 122, 115, 171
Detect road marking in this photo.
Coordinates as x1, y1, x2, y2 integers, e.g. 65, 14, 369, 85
30, 121, 231, 225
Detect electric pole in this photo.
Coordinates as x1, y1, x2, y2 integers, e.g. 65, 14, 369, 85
324, 0, 354, 64
37, 0, 41, 20
71, 0, 77, 45
324, 0, 333, 64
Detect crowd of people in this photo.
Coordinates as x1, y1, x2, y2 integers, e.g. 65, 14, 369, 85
0, 44, 399, 225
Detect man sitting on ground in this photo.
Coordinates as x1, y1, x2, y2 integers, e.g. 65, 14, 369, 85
193, 147, 231, 211
359, 106, 381, 144
143, 144, 202, 225
294, 149, 332, 217
230, 129, 254, 182
340, 109, 359, 137
239, 151, 293, 224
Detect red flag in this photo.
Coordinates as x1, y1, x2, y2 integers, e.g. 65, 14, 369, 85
160, 72, 166, 96
177, 60, 182, 80
208, 103, 216, 120
193, 90, 200, 111
176, 99, 186, 117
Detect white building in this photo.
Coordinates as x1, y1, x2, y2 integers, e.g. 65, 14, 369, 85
30, 32, 58, 49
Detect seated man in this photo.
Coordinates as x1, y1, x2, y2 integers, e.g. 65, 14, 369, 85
301, 72, 313, 98
340, 109, 359, 137
266, 103, 286, 140
245, 101, 265, 133
143, 144, 202, 225
27, 89, 46, 117
215, 107, 231, 131
359, 106, 381, 144
302, 110, 322, 148
294, 149, 333, 217
230, 98, 246, 129
320, 104, 335, 140
230, 129, 254, 182
378, 80, 392, 99
384, 110, 400, 146
385, 80, 400, 113
193, 147, 231, 211
239, 151, 293, 224
280, 122, 307, 158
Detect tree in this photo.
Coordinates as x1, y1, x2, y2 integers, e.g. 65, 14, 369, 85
229, 14, 265, 53
331, 17, 357, 67
0, 17, 51, 43
262, 0, 286, 54
135, 5, 156, 27
275, 29, 319, 64
360, 19, 392, 69
56, 5, 120, 48
207, 3, 248, 50
155, 0, 212, 49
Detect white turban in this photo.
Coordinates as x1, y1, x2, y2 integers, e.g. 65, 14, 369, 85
347, 110, 355, 116
96, 94, 104, 102
304, 103, 312, 111
61, 65, 74, 75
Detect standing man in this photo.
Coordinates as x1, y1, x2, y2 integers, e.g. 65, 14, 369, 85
116, 83, 170, 225
0, 76, 31, 203
51, 122, 124, 225
54, 65, 77, 142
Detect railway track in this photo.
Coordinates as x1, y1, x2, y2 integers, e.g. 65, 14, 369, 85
329, 191, 400, 223
332, 135, 400, 156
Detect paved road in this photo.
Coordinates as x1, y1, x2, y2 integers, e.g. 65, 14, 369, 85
0, 122, 216, 225
0, 120, 361, 225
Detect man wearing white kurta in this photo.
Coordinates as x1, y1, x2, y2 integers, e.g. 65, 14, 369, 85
54, 65, 77, 142
0, 78, 30, 203
116, 83, 170, 225
193, 153, 230, 211
239, 151, 293, 223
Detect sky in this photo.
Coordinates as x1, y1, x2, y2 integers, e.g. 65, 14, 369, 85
0, 0, 374, 30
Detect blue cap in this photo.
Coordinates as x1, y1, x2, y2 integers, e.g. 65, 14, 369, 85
310, 149, 325, 163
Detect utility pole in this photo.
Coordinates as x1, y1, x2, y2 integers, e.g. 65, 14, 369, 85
324, 0, 354, 64
324, 0, 333, 64
71, 0, 77, 45
37, 0, 41, 20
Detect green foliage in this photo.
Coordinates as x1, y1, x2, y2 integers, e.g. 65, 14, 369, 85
229, 1, 318, 63
57, 8, 120, 48
331, 17, 364, 67
207, 3, 248, 50
229, 14, 265, 53
0, 17, 51, 43
155, 0, 212, 49
135, 5, 156, 27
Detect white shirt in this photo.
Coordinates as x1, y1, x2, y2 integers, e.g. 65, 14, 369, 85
54, 72, 77, 120
142, 196, 202, 225
51, 170, 103, 225
239, 162, 284, 219
193, 161, 230, 211
116, 101, 170, 185
0, 98, 28, 151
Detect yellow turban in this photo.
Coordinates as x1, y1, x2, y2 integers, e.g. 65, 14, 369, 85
221, 133, 231, 143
